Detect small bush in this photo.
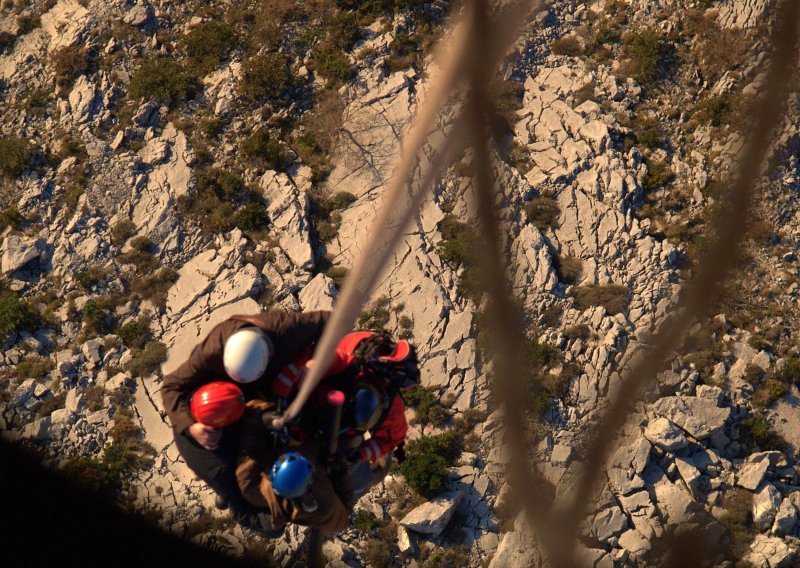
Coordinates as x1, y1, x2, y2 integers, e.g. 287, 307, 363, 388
554, 255, 582, 284
182, 21, 238, 72
232, 202, 270, 234
0, 208, 24, 231
325, 266, 348, 288
357, 296, 391, 330
111, 219, 137, 245
524, 197, 560, 231
82, 299, 115, 335
401, 386, 448, 427
0, 288, 36, 343
752, 379, 788, 409
326, 191, 357, 211
240, 130, 294, 170
352, 509, 381, 534
17, 356, 54, 379
642, 157, 674, 191
622, 28, 669, 85
563, 324, 590, 341
116, 315, 152, 350
718, 488, 755, 562
75, 264, 108, 290
405, 431, 462, 464
550, 35, 583, 56
130, 267, 179, 310
633, 116, 664, 150
125, 341, 167, 377
240, 53, 292, 102
570, 284, 629, 315
739, 416, 786, 452
37, 392, 66, 418
129, 58, 199, 104
779, 357, 800, 384
0, 136, 34, 179
51, 45, 88, 88
84, 385, 106, 412
399, 452, 449, 497
694, 94, 730, 127
313, 43, 353, 82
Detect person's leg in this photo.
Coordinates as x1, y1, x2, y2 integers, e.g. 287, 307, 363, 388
172, 426, 282, 537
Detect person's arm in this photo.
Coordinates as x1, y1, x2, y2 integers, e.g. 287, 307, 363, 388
358, 395, 408, 462
160, 319, 242, 435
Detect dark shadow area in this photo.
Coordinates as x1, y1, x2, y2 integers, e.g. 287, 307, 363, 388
0, 437, 252, 567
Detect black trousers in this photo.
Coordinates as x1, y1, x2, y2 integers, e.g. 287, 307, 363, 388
173, 423, 282, 537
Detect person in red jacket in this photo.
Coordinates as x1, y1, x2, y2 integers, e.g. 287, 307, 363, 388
270, 331, 419, 496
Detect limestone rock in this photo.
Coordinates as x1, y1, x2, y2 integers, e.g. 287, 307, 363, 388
298, 274, 337, 312
718, 0, 772, 30
644, 417, 688, 452
771, 497, 798, 537
738, 458, 770, 491
488, 529, 540, 568
744, 534, 797, 567
67, 76, 99, 124
651, 396, 731, 440
400, 491, 464, 535
752, 483, 781, 531
259, 171, 313, 272
2, 235, 40, 273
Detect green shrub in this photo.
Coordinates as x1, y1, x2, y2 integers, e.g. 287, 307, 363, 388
718, 488, 755, 562
129, 267, 179, 310
357, 296, 391, 330
84, 385, 106, 412
622, 28, 669, 85
752, 379, 788, 409
0, 208, 24, 231
573, 82, 596, 106
125, 341, 167, 377
326, 191, 357, 210
111, 219, 137, 245
182, 21, 238, 71
550, 35, 583, 56
570, 284, 629, 315
352, 509, 381, 534
0, 288, 36, 343
0, 136, 34, 178
642, 157, 674, 191
129, 58, 199, 104
740, 416, 786, 452
779, 357, 800, 383
240, 130, 294, 170
399, 452, 448, 497
405, 431, 462, 464
313, 43, 353, 82
325, 266, 348, 288
232, 201, 270, 233
82, 299, 115, 335
554, 255, 582, 284
75, 264, 108, 290
401, 386, 448, 427
524, 197, 560, 231
634, 116, 664, 150
17, 356, 54, 379
116, 315, 152, 350
240, 53, 292, 101
37, 392, 66, 418
694, 94, 730, 127
62, 438, 155, 496
51, 45, 88, 88
563, 324, 590, 341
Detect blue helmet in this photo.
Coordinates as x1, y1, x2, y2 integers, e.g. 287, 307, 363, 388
349, 384, 386, 432
269, 452, 314, 498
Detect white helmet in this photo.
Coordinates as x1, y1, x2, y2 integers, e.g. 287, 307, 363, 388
223, 328, 272, 383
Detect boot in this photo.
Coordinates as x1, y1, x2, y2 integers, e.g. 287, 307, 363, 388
215, 493, 228, 511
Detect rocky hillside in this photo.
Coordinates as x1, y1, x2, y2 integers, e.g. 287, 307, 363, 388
1, 0, 799, 566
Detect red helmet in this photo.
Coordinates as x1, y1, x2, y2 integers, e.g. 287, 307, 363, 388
189, 382, 245, 428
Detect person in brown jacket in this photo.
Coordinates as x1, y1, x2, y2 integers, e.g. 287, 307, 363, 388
160, 310, 330, 536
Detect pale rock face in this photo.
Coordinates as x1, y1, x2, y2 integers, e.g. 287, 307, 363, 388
259, 171, 314, 272
67, 75, 100, 124
650, 396, 731, 440
771, 498, 798, 537
298, 273, 338, 312
738, 457, 770, 491
1, 235, 40, 273
745, 534, 798, 568
753, 483, 782, 531
124, 1, 152, 27
717, 0, 772, 29
40, 0, 91, 53
400, 491, 464, 535
644, 417, 689, 451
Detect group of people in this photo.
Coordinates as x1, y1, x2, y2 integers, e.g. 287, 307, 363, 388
160, 310, 420, 536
